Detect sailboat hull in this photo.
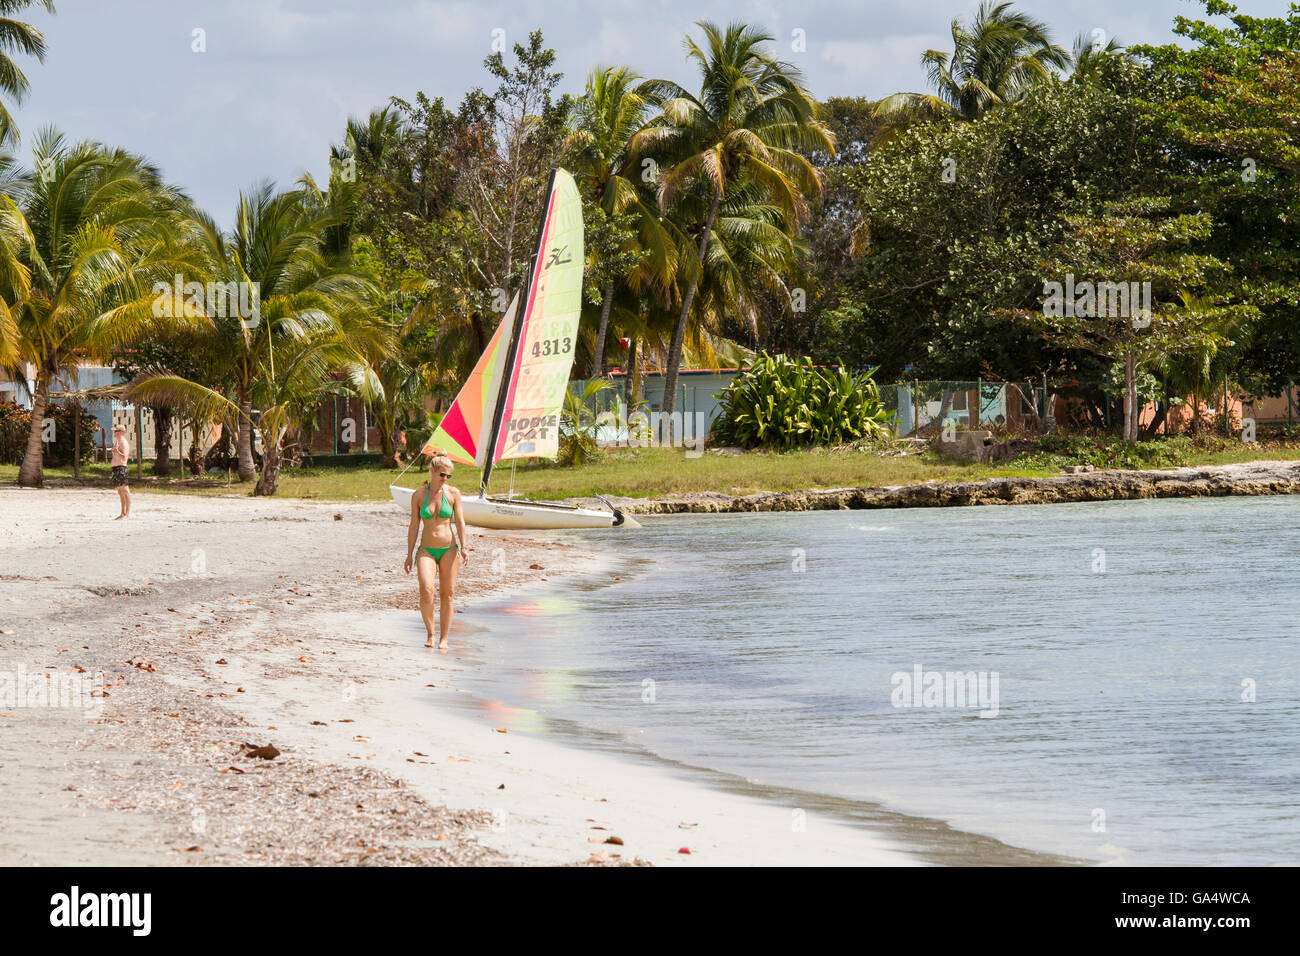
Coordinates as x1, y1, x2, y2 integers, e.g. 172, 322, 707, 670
389, 486, 636, 530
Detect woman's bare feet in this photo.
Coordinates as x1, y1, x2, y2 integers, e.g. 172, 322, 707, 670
437, 638, 449, 650
424, 634, 435, 648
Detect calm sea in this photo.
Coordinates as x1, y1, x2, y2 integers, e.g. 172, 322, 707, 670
447, 496, 1300, 864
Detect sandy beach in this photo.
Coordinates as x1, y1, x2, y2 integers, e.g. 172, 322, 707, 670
1, 487, 927, 866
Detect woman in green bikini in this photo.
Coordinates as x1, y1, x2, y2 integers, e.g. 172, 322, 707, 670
403, 449, 470, 649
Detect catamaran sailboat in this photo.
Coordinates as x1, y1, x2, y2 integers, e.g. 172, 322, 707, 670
390, 166, 639, 531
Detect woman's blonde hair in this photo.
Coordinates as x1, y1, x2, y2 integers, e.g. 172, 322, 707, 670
427, 448, 453, 475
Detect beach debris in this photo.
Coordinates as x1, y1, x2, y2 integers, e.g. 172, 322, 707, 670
678, 822, 698, 829
241, 743, 280, 760
678, 847, 691, 854
333, 513, 343, 521
215, 658, 227, 665
497, 784, 505, 790
352, 735, 371, 743
529, 564, 544, 570
218, 766, 245, 774
494, 727, 508, 734
311, 721, 326, 726
604, 836, 624, 845
132, 660, 157, 672
413, 752, 428, 757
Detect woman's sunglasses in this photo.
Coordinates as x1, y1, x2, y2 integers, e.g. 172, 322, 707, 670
438, 472, 452, 479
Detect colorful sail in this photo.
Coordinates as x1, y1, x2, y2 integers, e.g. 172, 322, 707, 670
421, 292, 519, 465
492, 168, 584, 463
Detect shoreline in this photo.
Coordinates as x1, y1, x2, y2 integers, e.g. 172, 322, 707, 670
4, 487, 1047, 866
570, 459, 1300, 515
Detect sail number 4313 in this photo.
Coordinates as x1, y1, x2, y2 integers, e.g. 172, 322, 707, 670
531, 337, 572, 358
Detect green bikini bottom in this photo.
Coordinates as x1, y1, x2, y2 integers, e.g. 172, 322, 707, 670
420, 543, 458, 562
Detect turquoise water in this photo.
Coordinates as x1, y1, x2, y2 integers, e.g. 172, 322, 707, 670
452, 496, 1300, 864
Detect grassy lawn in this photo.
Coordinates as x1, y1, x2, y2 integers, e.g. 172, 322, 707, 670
7, 437, 1300, 502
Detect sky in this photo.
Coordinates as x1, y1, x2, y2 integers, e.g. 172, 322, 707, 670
6, 0, 1284, 224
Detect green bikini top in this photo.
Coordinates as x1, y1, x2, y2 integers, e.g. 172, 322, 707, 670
420, 484, 453, 520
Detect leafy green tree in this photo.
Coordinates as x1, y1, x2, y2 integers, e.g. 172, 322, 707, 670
391, 33, 570, 386
841, 76, 1160, 382
1133, 1, 1300, 396
769, 96, 886, 360
1012, 200, 1249, 440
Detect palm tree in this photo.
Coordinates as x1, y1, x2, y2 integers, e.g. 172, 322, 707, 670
0, 128, 29, 365
565, 65, 678, 377
135, 185, 389, 494
1068, 31, 1126, 83
631, 21, 833, 433
182, 182, 382, 482
875, 1, 1069, 122
132, 331, 381, 495
1152, 291, 1238, 435
0, 1, 56, 142
11, 130, 198, 486
687, 180, 802, 350
0, 193, 31, 368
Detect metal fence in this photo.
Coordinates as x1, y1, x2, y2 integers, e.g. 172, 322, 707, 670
887, 380, 1052, 438
572, 374, 1300, 440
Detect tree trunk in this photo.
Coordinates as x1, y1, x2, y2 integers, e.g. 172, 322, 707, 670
591, 280, 615, 378
236, 386, 256, 481
188, 418, 202, 476
254, 430, 283, 496
1123, 353, 1138, 442
659, 189, 722, 444
626, 338, 639, 407
72, 401, 82, 480
153, 405, 173, 476
378, 409, 397, 468
1141, 403, 1167, 440
935, 388, 955, 433
17, 372, 49, 487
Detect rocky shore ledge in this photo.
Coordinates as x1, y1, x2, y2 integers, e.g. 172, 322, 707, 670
572, 460, 1300, 516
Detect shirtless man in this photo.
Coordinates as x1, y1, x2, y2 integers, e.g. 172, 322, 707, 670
111, 426, 131, 519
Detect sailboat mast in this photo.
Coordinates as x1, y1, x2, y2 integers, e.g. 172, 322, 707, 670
480, 165, 558, 497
